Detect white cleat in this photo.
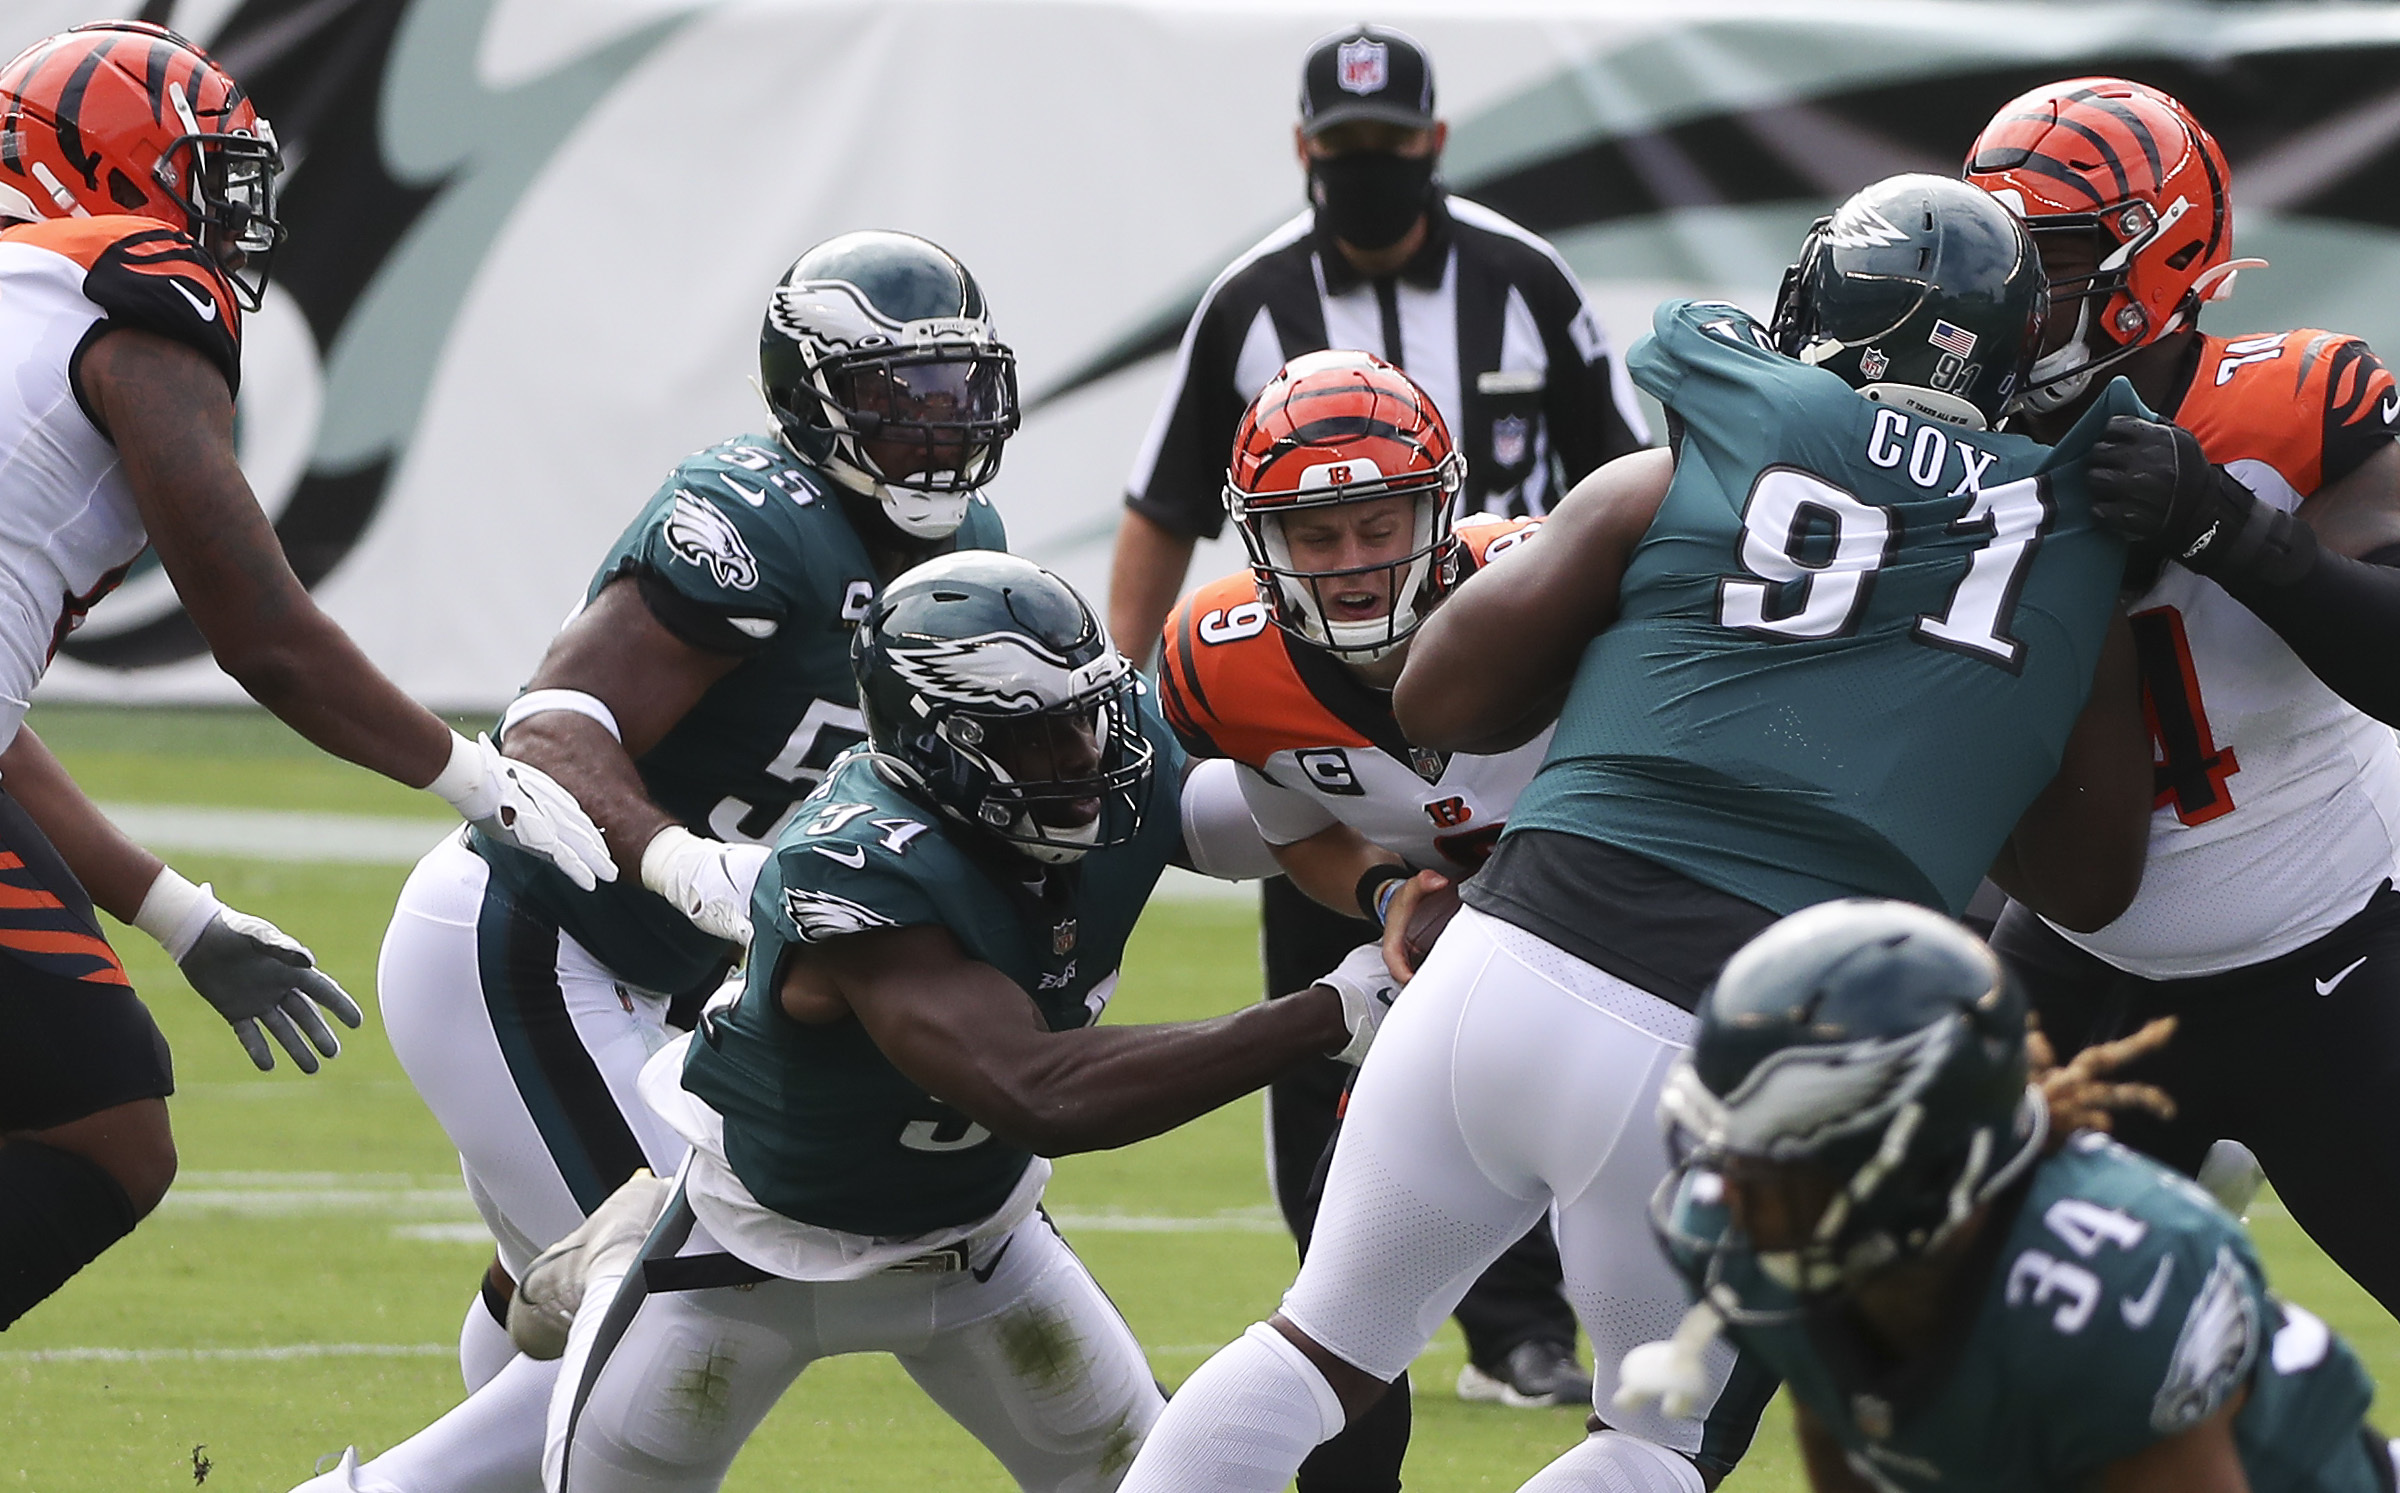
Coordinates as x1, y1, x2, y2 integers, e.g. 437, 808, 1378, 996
2197, 1138, 2265, 1221
508, 1168, 673, 1360
289, 1446, 364, 1491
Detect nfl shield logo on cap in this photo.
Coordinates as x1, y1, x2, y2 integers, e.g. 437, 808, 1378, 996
1338, 38, 1388, 95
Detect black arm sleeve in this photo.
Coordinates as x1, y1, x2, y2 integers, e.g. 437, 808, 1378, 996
1531, 268, 1647, 481
1123, 294, 1254, 542
625, 563, 773, 657
2222, 540, 2400, 726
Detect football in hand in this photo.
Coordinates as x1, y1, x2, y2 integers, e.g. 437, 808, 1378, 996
1399, 876, 1463, 972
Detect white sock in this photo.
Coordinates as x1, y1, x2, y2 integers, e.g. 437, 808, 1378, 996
1517, 1430, 1706, 1493
1118, 1322, 1346, 1493
459, 1288, 516, 1393
353, 1351, 561, 1493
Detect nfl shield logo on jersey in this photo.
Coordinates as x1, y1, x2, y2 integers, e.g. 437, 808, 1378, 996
1338, 38, 1388, 95
1052, 919, 1078, 956
1491, 414, 1529, 470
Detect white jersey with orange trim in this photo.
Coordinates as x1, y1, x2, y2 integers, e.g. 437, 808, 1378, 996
1157, 518, 1549, 880
0, 215, 243, 751
2054, 329, 2400, 977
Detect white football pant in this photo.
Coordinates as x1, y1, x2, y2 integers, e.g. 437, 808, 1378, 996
1121, 905, 1752, 1492
546, 1206, 1163, 1493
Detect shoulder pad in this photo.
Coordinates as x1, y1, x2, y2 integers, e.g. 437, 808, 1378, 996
2183, 331, 2399, 495
19, 218, 244, 394
768, 772, 947, 943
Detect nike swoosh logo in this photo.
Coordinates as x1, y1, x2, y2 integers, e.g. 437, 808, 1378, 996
969, 1235, 1013, 1284
168, 278, 217, 323
723, 478, 767, 508
2121, 1254, 2175, 1329
2317, 956, 2368, 996
2381, 390, 2398, 425
812, 844, 866, 868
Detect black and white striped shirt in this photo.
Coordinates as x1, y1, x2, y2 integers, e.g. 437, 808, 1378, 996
1124, 193, 1649, 535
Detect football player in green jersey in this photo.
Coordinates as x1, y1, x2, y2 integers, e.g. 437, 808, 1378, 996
1121, 175, 2178, 1493
1632, 899, 2391, 1493
294, 234, 1026, 1493
534, 553, 1400, 1493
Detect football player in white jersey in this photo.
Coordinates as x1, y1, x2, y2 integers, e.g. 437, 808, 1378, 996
1156, 352, 1584, 1491
0, 22, 610, 1332
1967, 80, 2400, 1318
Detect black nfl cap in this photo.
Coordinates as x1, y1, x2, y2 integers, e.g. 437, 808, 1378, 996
1299, 24, 1436, 137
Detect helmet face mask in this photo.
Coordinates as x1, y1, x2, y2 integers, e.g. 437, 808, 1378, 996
1767, 174, 2048, 430
1225, 351, 1465, 663
1652, 900, 2048, 1326
760, 232, 1019, 541
853, 553, 1153, 864
0, 22, 286, 309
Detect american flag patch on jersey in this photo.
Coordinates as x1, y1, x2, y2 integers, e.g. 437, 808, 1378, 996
1928, 320, 1978, 358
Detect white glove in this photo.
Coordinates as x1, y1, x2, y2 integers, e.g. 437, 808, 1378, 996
428, 731, 617, 891
1613, 1300, 1726, 1421
135, 870, 363, 1074
1319, 942, 1401, 1066
641, 826, 771, 944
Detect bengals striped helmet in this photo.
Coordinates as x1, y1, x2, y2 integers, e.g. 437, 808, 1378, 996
1224, 350, 1465, 663
1966, 78, 2253, 412
0, 21, 284, 308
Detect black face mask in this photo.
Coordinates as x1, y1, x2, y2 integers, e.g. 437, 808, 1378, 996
1309, 151, 1436, 253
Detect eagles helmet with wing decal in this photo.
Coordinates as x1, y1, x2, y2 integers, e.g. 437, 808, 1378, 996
1768, 173, 2047, 429
1652, 899, 2046, 1320
760, 231, 1018, 541
852, 552, 1153, 864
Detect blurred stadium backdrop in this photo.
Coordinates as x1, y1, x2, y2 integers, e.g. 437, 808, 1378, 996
10, 0, 2400, 710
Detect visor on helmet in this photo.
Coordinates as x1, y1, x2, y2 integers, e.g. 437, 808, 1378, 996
824, 346, 1018, 494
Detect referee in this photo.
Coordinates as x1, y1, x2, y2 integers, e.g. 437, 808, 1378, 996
1105, 24, 1650, 1493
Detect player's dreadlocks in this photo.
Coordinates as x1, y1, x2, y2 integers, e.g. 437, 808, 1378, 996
2027, 1015, 2178, 1150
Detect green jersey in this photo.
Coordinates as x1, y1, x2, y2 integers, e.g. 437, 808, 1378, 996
678, 687, 1187, 1238
1507, 301, 2138, 915
1711, 1134, 2379, 1493
477, 435, 1005, 995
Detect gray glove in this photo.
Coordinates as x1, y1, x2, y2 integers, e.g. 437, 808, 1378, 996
181, 901, 362, 1073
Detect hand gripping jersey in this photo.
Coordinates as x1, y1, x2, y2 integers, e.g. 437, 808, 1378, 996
1157, 518, 1547, 878
1696, 1134, 2380, 1493
2054, 331, 2400, 977
679, 694, 1186, 1238
0, 216, 242, 749
1504, 300, 2136, 916
475, 435, 1004, 996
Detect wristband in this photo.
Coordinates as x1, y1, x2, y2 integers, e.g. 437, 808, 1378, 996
132, 866, 220, 962
1356, 863, 1411, 925
641, 824, 705, 898
501, 689, 623, 744
426, 730, 499, 818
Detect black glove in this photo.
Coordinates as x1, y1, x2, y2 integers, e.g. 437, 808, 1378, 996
2085, 415, 2314, 586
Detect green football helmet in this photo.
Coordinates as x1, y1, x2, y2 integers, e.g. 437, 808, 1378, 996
1652, 899, 2045, 1320
1768, 173, 2047, 430
759, 231, 1019, 540
851, 552, 1153, 864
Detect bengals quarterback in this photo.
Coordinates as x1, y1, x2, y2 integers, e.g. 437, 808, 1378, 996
1156, 352, 1590, 1488
0, 22, 609, 1334
1968, 79, 2400, 1319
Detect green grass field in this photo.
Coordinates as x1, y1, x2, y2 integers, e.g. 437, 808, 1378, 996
4, 706, 2393, 1492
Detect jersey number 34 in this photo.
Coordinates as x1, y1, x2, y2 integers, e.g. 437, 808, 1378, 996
1718, 466, 2049, 672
